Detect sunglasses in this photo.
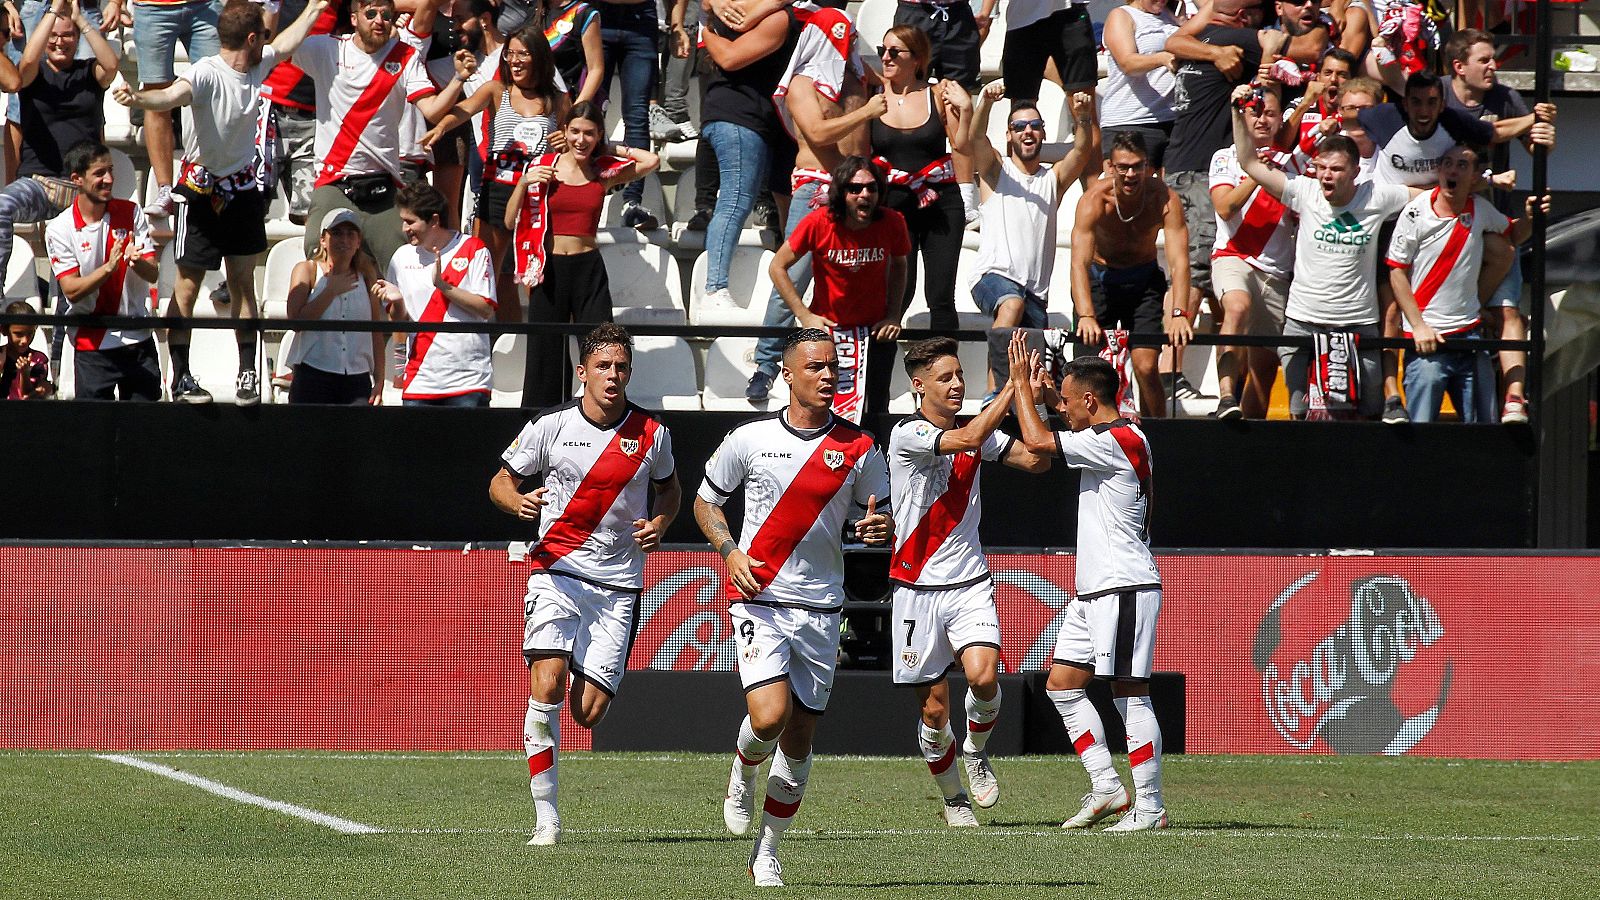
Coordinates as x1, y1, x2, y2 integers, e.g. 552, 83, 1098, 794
1009, 119, 1046, 133
877, 46, 909, 60
361, 8, 398, 22
1278, 0, 1317, 5
843, 182, 879, 195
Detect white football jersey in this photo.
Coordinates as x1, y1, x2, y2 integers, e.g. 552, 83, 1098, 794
887, 414, 1012, 590
698, 411, 891, 612
501, 401, 676, 591
294, 34, 438, 186
1385, 190, 1511, 337
1209, 145, 1299, 280
388, 231, 496, 400
45, 199, 158, 352
1055, 418, 1161, 599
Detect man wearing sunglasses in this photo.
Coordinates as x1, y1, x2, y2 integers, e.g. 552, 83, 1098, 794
295, 0, 475, 270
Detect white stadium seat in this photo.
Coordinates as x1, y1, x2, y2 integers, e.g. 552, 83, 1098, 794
111, 149, 139, 203
4, 235, 39, 301
260, 240, 306, 320
491, 333, 525, 408
596, 230, 687, 325
701, 337, 789, 411
621, 336, 700, 410
689, 239, 780, 327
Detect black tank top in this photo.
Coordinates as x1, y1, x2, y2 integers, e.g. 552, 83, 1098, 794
869, 90, 951, 208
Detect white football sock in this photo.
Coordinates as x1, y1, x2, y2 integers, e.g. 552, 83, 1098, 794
1048, 688, 1120, 793
963, 685, 1001, 754
735, 715, 777, 780
1116, 695, 1164, 810
918, 721, 965, 801
525, 697, 561, 825
755, 750, 811, 858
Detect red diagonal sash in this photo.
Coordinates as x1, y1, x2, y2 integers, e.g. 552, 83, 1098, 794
74, 200, 136, 352
315, 38, 412, 187
728, 426, 872, 601
1412, 196, 1474, 312
890, 449, 980, 584
531, 412, 658, 570
401, 240, 476, 391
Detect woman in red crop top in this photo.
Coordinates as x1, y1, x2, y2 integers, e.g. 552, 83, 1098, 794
505, 101, 658, 408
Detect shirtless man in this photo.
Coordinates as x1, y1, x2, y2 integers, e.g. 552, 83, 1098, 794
1070, 130, 1192, 418
746, 5, 881, 402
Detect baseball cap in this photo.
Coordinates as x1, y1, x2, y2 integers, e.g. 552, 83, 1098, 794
321, 209, 362, 233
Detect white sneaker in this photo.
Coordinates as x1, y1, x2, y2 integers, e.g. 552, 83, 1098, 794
941, 795, 979, 827
962, 751, 999, 809
724, 764, 758, 835
1062, 783, 1129, 829
702, 286, 735, 309
526, 821, 561, 845
1104, 805, 1170, 833
145, 184, 176, 218
648, 103, 676, 142
749, 853, 784, 887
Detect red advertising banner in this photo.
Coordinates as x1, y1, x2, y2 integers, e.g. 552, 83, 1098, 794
5, 547, 1597, 759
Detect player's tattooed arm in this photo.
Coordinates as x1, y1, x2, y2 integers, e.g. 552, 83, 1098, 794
694, 497, 765, 598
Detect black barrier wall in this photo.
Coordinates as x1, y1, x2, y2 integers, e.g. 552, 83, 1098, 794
6, 403, 1535, 546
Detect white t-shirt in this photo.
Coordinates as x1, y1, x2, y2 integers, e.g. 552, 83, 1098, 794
1385, 190, 1512, 337
974, 159, 1059, 296
45, 199, 158, 351
888, 415, 1012, 591
1054, 419, 1160, 600
1280, 176, 1411, 326
1208, 145, 1299, 279
697, 411, 891, 612
500, 402, 676, 591
388, 231, 496, 399
295, 34, 438, 185
182, 47, 279, 177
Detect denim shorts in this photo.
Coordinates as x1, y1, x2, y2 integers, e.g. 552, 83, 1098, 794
971, 272, 1048, 328
131, 0, 222, 85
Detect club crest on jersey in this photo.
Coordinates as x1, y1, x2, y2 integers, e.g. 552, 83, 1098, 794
384, 61, 401, 75
1458, 212, 1473, 228
450, 256, 469, 272
831, 21, 847, 40
619, 437, 640, 456
901, 648, 919, 668
823, 449, 845, 470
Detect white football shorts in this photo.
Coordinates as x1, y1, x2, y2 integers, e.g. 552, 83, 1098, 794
891, 579, 1002, 685
1051, 587, 1162, 681
522, 570, 638, 696
729, 602, 840, 714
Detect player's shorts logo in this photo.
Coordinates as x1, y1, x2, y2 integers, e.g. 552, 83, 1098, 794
619, 437, 640, 456
901, 648, 919, 668
1254, 573, 1452, 755
823, 449, 845, 470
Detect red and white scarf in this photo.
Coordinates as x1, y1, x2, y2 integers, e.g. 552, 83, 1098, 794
873, 155, 956, 208
1306, 331, 1362, 420
1099, 329, 1140, 420
512, 152, 632, 287
791, 168, 832, 209
829, 325, 872, 423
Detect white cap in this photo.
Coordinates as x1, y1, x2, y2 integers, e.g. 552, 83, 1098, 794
320, 208, 362, 233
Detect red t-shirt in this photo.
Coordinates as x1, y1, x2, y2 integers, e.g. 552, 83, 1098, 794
786, 208, 912, 327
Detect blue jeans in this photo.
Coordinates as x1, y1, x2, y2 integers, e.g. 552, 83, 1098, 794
404, 393, 491, 408
700, 119, 767, 293
972, 272, 1048, 328
131, 0, 222, 85
753, 179, 825, 376
1404, 341, 1496, 423
7, 0, 106, 123
597, 1, 657, 207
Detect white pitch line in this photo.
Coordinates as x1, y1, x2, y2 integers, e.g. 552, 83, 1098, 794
362, 825, 1599, 843
96, 754, 384, 835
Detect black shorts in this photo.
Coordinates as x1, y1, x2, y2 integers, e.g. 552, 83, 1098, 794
1002, 4, 1097, 98
1101, 122, 1175, 171
74, 338, 161, 401
894, 2, 982, 90
477, 179, 518, 233
1090, 262, 1166, 334
174, 188, 269, 271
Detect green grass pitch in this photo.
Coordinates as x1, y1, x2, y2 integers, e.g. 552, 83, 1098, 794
1, 751, 1596, 899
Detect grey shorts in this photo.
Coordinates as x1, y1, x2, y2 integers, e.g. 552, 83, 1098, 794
1164, 170, 1215, 299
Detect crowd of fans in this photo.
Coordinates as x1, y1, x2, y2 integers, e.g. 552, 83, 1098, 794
0, 0, 1560, 422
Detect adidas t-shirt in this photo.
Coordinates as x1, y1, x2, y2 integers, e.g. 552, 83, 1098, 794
1280, 176, 1411, 326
